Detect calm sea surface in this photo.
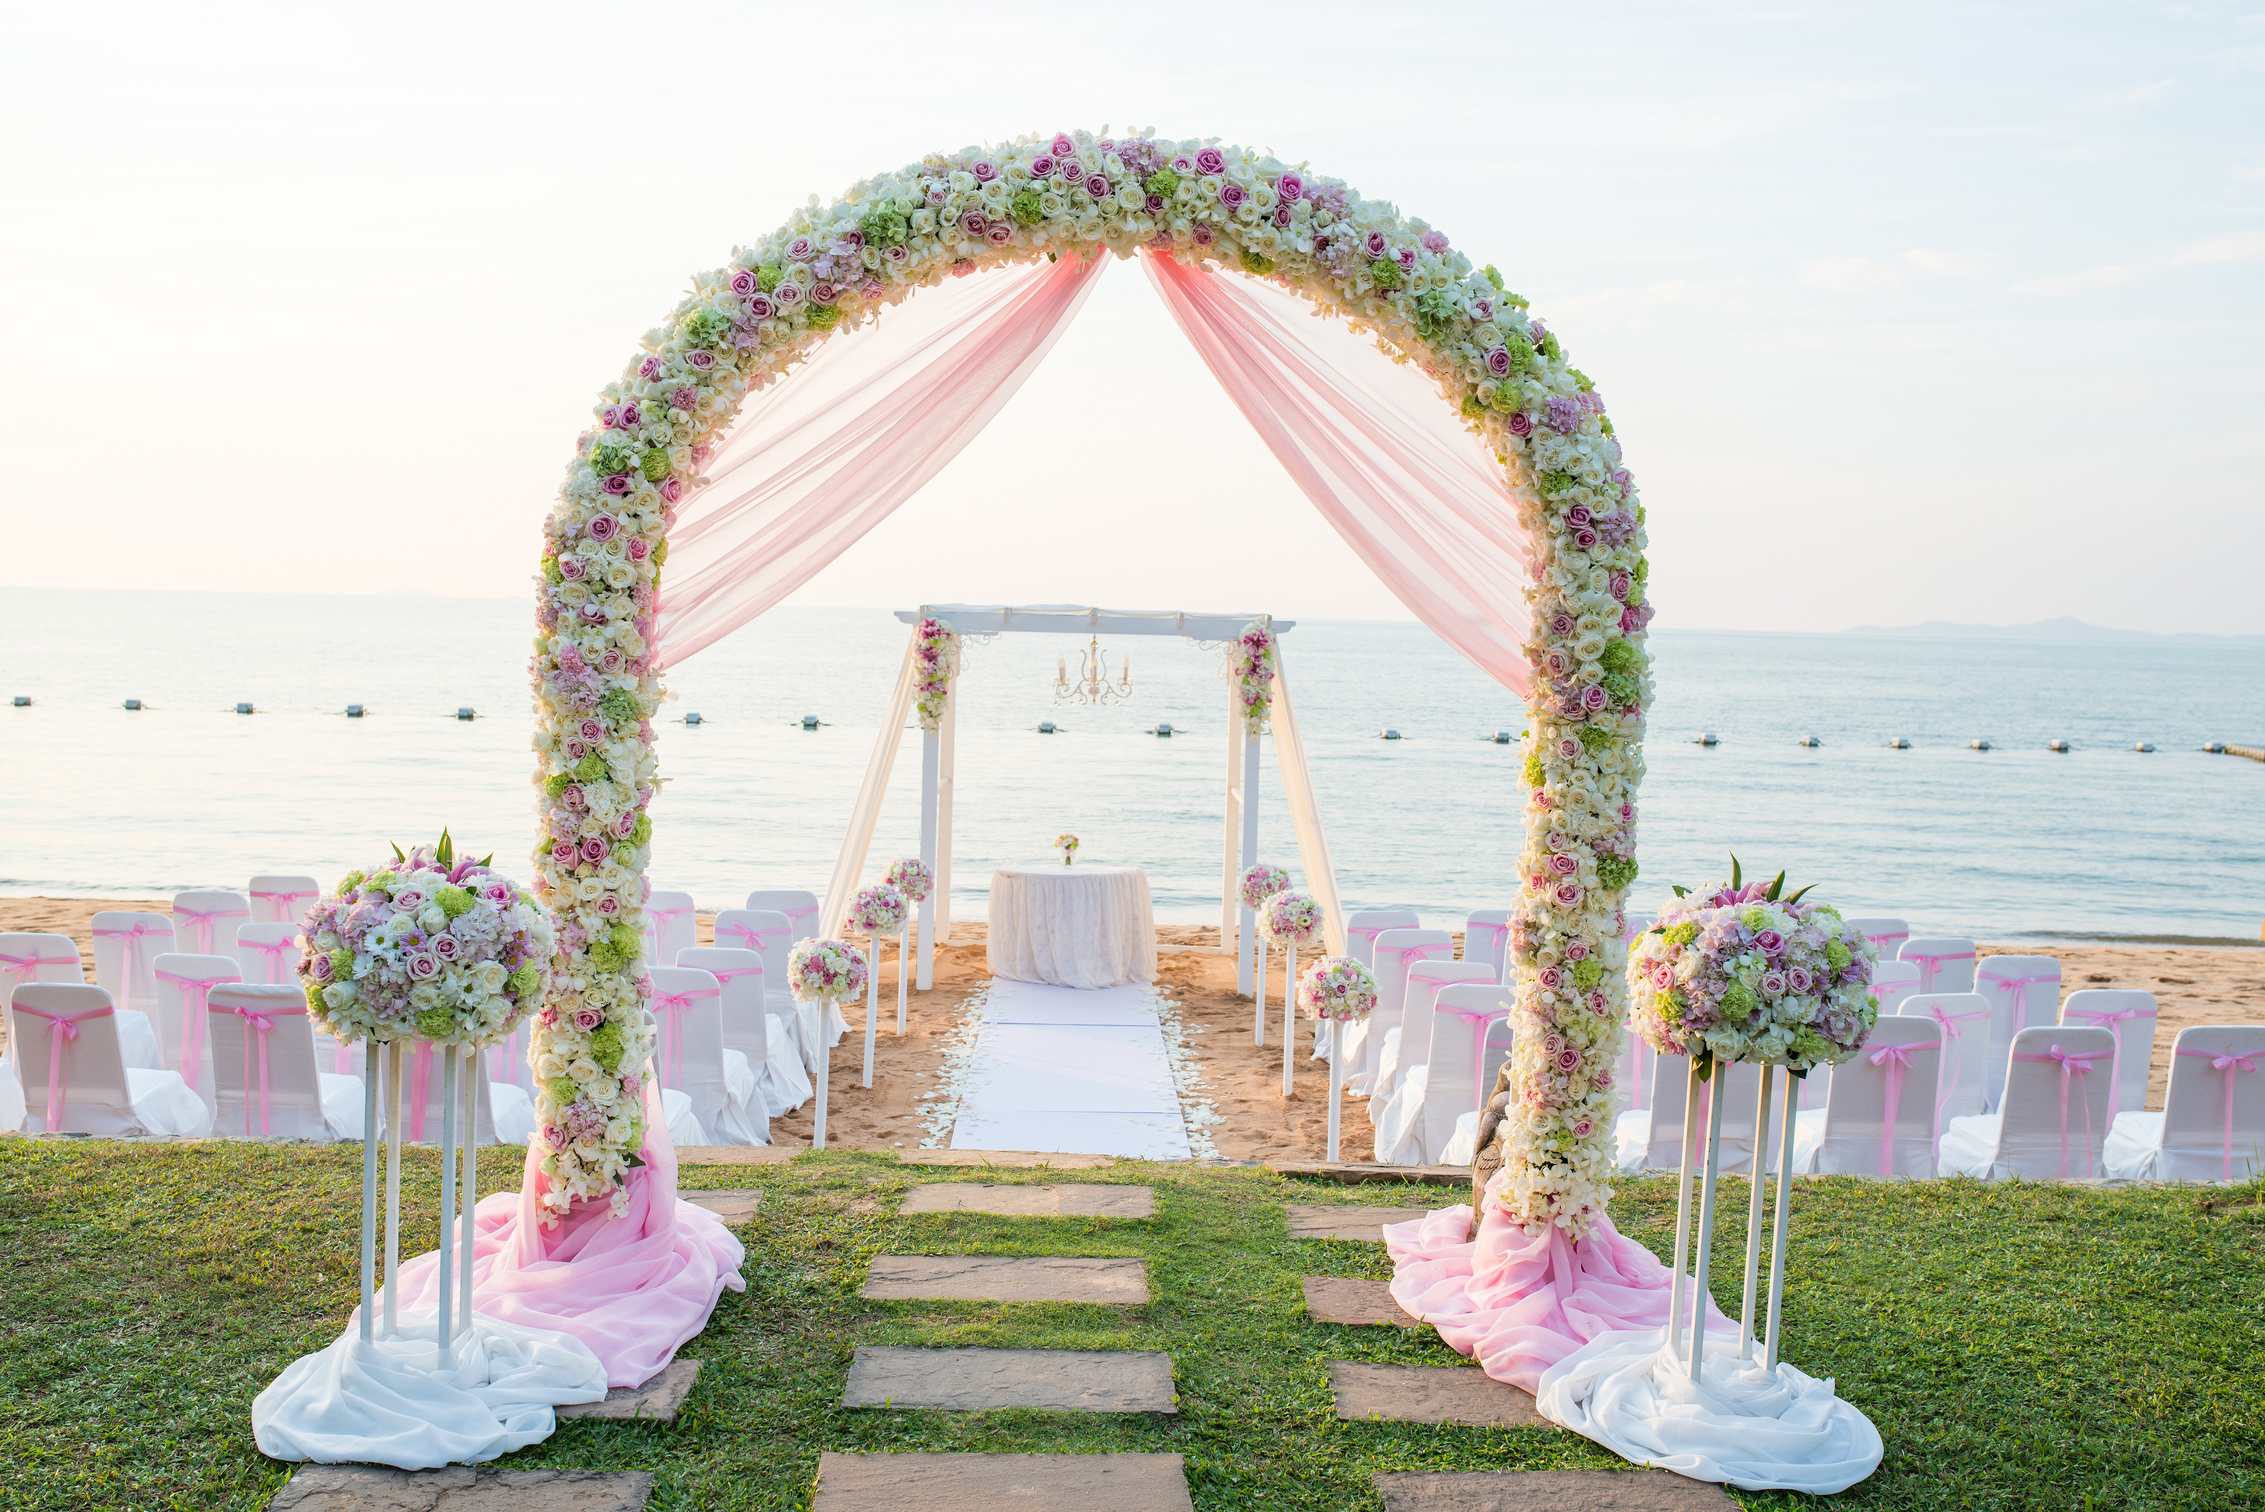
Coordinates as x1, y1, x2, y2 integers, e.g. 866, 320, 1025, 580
2, 588, 2259, 945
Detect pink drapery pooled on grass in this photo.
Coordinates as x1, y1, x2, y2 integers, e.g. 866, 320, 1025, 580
652, 250, 1111, 665
1385, 1166, 1729, 1395
363, 1082, 744, 1388
1142, 250, 1533, 697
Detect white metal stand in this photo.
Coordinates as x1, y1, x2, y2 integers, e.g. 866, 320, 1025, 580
1687, 1065, 1729, 1381
1737, 1064, 1776, 1359
458, 1051, 477, 1321
918, 729, 939, 990
1326, 1038, 1344, 1160
1665, 1057, 1700, 1357
1253, 937, 1267, 1048
896, 925, 910, 1032
811, 1004, 830, 1150
1765, 1067, 1800, 1369
1238, 731, 1259, 996
861, 943, 879, 1089
357, 1056, 379, 1346
382, 1041, 402, 1339
436, 1047, 458, 1369
1280, 942, 1295, 1096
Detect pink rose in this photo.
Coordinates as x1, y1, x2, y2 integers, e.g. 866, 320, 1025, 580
972, 159, 997, 182
1487, 348, 1511, 377
615, 811, 636, 838
1508, 412, 1533, 438
1557, 1048, 1581, 1071
1363, 230, 1388, 257
1538, 966, 1563, 989
1557, 737, 1580, 759
1762, 971, 1788, 995
960, 210, 988, 238
1029, 154, 1057, 178
730, 267, 758, 297
637, 356, 662, 380
558, 555, 587, 582
596, 894, 621, 916
1548, 854, 1577, 877
1051, 132, 1076, 157
786, 236, 815, 261
1194, 147, 1226, 175
1219, 180, 1247, 209
626, 538, 649, 561
1554, 882, 1584, 908
394, 888, 427, 912
1571, 1118, 1594, 1138
1790, 967, 1815, 993
578, 718, 605, 742
580, 836, 609, 864
1590, 989, 1610, 1013
587, 514, 618, 541
1276, 172, 1303, 201
550, 839, 577, 864
407, 953, 440, 980
431, 933, 461, 960
687, 349, 714, 369
1084, 173, 1111, 199
573, 1007, 603, 1030
1565, 939, 1589, 961
481, 881, 513, 905
617, 403, 641, 428
1581, 685, 1609, 712
310, 952, 334, 982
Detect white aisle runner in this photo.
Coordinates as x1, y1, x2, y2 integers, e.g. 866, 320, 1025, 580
948, 979, 1192, 1159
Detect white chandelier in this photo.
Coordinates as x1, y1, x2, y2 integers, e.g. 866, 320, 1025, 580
1053, 635, 1132, 707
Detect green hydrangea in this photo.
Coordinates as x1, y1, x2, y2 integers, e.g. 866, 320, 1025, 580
681, 307, 729, 350
639, 448, 671, 482
1825, 939, 1852, 970
1664, 922, 1700, 948
1490, 382, 1523, 413
630, 813, 652, 847
509, 963, 542, 998
1413, 289, 1458, 340
547, 1077, 578, 1107
1483, 264, 1504, 291
1143, 167, 1180, 198
544, 772, 575, 800
1596, 855, 1639, 891
860, 202, 910, 248
611, 923, 641, 958
653, 538, 669, 567
415, 1006, 455, 1039
338, 869, 366, 894
806, 304, 842, 330
1568, 368, 1593, 390
1498, 341, 1534, 375
1572, 958, 1606, 990
756, 266, 782, 293
599, 688, 638, 724
588, 443, 632, 477
1741, 906, 1770, 931
1539, 469, 1578, 495
589, 1019, 625, 1074
1523, 750, 1545, 786
1240, 249, 1275, 275
1602, 669, 1642, 707
1600, 417, 1615, 437
542, 556, 564, 586
435, 885, 473, 919
574, 753, 608, 782
1539, 330, 1563, 361
1461, 395, 1486, 418
589, 938, 627, 972
1369, 257, 1402, 291
1010, 188, 1045, 225
303, 982, 326, 1013
1601, 639, 1641, 674
1577, 724, 1614, 754
1720, 981, 1757, 1022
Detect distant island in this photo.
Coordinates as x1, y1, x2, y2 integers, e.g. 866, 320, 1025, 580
1842, 615, 2265, 645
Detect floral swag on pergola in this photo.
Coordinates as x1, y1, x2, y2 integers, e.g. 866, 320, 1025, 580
529, 129, 1653, 1234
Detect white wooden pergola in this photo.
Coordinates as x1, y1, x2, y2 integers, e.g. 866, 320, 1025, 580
819, 604, 1346, 994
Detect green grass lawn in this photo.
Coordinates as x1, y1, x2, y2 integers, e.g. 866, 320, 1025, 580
1, 1140, 2260, 1511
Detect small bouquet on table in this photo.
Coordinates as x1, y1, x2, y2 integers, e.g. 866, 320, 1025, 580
1536, 859, 1884, 1488
884, 857, 933, 1032
1054, 833, 1079, 866
1298, 954, 1378, 1160
787, 937, 868, 1149
843, 884, 909, 1090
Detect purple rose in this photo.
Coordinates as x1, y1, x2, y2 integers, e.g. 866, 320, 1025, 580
1508, 412, 1533, 437
772, 281, 803, 305
1567, 504, 1592, 526
407, 953, 441, 981
730, 268, 758, 297
310, 953, 334, 983
1554, 882, 1584, 908
1486, 347, 1511, 377
580, 836, 609, 864
586, 514, 618, 541
1573, 527, 1598, 549
1363, 230, 1388, 257
811, 282, 839, 305
1272, 205, 1291, 228
615, 811, 636, 838
687, 349, 714, 369
558, 555, 586, 582
972, 159, 997, 182
1790, 967, 1815, 993
745, 293, 774, 319
1192, 148, 1225, 176
1610, 571, 1631, 602
1755, 929, 1786, 955
637, 356, 662, 380
1548, 853, 1578, 877
1550, 612, 1576, 636
431, 933, 461, 961
1051, 132, 1076, 157
786, 236, 815, 261
481, 881, 513, 905
1396, 246, 1417, 271
602, 473, 629, 495
986, 224, 1013, 245
1219, 180, 1247, 209
1191, 224, 1215, 246
1762, 971, 1789, 996
1276, 172, 1303, 201
1084, 172, 1111, 198
596, 893, 621, 916
577, 717, 605, 742
1144, 193, 1166, 214
617, 402, 640, 428
573, 1007, 603, 1031
1422, 230, 1450, 254
1556, 1048, 1581, 1071
1029, 154, 1056, 178
1581, 685, 1608, 712
961, 210, 988, 237
1538, 966, 1563, 989
550, 839, 578, 864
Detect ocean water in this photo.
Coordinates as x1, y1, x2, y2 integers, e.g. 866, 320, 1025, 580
2, 587, 2259, 944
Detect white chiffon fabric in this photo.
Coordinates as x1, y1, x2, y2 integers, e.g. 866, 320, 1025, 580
251, 1309, 607, 1468
1537, 1329, 1884, 1494
985, 864, 1156, 989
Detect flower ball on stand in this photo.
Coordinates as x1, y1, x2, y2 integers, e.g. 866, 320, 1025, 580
844, 884, 909, 1086
1259, 889, 1322, 1089
883, 858, 933, 1031
1299, 954, 1377, 1160
787, 938, 869, 1150
1234, 863, 1291, 1045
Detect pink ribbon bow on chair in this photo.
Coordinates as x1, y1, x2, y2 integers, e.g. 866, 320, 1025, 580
175, 902, 249, 955
156, 969, 239, 1093
1438, 1002, 1513, 1123
1904, 949, 1975, 993
1868, 1039, 1940, 1176
93, 920, 172, 1007
15, 1003, 114, 1131
2059, 1001, 2156, 1106
781, 903, 819, 933
1922, 1002, 1991, 1159
2174, 1047, 2260, 1180
650, 985, 718, 1089
0, 948, 79, 997
250, 888, 316, 924
240, 934, 299, 985
709, 964, 764, 990
220, 1000, 307, 1136
2011, 1043, 2109, 1178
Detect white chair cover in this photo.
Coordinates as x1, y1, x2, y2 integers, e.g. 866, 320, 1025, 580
647, 966, 763, 1145
1420, 981, 1515, 1166
1343, 909, 1418, 969
204, 983, 361, 1140
1614, 1056, 1767, 1175
2058, 989, 2158, 1116
0, 1053, 22, 1132
1461, 909, 1513, 975
1868, 960, 1923, 1017
172, 890, 253, 956
92, 910, 174, 1011
0, 930, 157, 1070
233, 922, 302, 986
1845, 916, 1909, 961
1898, 936, 1977, 996
1789, 1016, 1943, 1177
246, 874, 322, 926
1900, 991, 1992, 1148
152, 952, 244, 1106
2104, 1026, 2265, 1182
7, 983, 207, 1137
740, 892, 845, 1047
642, 890, 698, 973
1371, 961, 1497, 1163
675, 946, 790, 1131
744, 888, 822, 943
1973, 954, 2061, 1113
1342, 928, 1452, 1096
1939, 1025, 2116, 1179
714, 908, 822, 1072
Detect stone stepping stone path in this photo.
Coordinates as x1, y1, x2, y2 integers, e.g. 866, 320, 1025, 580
861, 1254, 1149, 1304
676, 1143, 799, 1165
1286, 1204, 1438, 1242
900, 1149, 1115, 1169
1328, 1360, 1551, 1428
679, 1189, 762, 1223
556, 1358, 702, 1423
900, 1182, 1155, 1217
1302, 1276, 1425, 1327
1270, 1159, 1472, 1189
812, 1452, 1192, 1511
271, 1465, 653, 1510
842, 1345, 1177, 1412
1372, 1468, 1736, 1510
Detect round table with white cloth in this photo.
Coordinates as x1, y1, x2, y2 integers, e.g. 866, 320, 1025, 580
986, 863, 1157, 989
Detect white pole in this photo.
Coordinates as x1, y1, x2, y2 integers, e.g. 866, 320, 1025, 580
1281, 942, 1295, 1097
935, 696, 956, 945
897, 926, 910, 1033
436, 1045, 457, 1369
862, 941, 879, 1089
1221, 683, 1240, 954
1327, 1035, 1344, 1161
1765, 1066, 1800, 1370
1688, 1066, 1729, 1383
812, 1009, 829, 1150
1665, 1057, 1701, 1358
1239, 730, 1259, 996
1737, 1062, 1774, 1359
1254, 937, 1267, 1047
918, 728, 939, 989
358, 1049, 378, 1346
382, 1041, 403, 1340
460, 1050, 477, 1341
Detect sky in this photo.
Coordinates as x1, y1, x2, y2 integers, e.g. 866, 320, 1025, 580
3, 0, 2260, 634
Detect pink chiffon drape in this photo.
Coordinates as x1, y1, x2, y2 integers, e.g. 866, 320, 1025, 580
365, 1082, 744, 1388
653, 251, 1111, 665
1143, 251, 1532, 697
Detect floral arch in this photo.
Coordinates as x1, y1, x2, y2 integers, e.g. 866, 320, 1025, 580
529, 130, 1654, 1236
